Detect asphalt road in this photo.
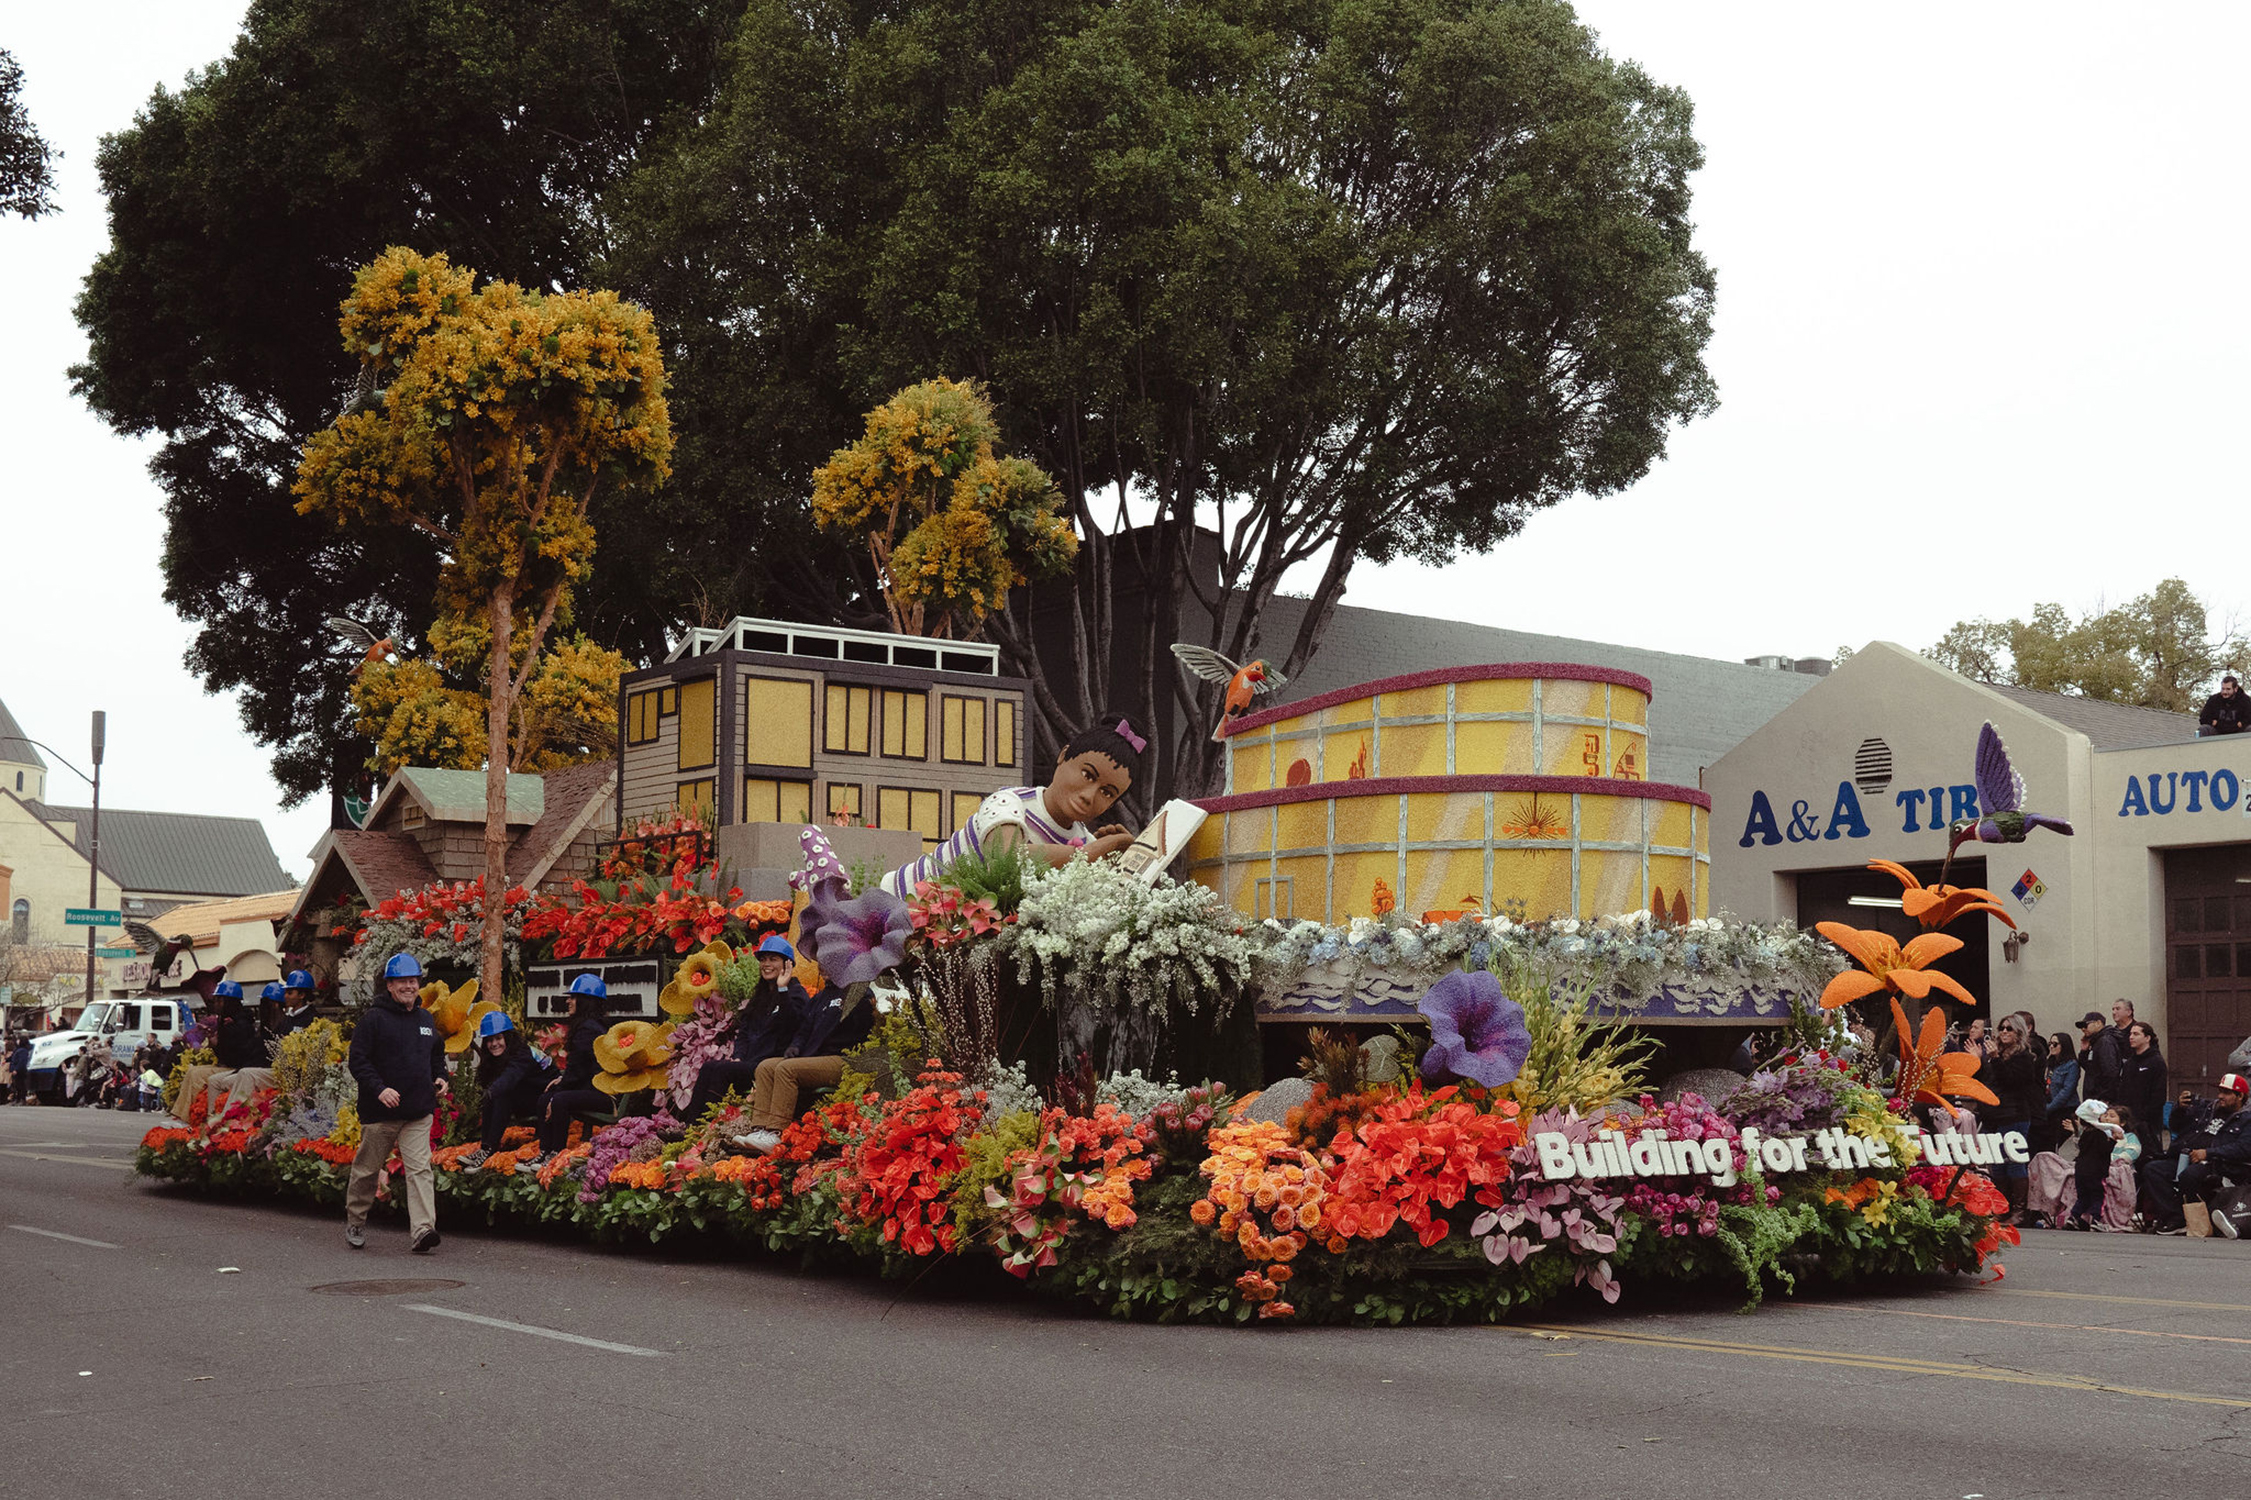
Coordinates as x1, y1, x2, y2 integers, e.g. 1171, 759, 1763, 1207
4, 1105, 2247, 1499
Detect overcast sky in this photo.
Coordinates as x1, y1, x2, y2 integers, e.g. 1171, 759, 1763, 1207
4, 3, 2247, 880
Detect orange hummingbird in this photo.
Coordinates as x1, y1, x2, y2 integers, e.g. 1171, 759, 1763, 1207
1171, 644, 1290, 742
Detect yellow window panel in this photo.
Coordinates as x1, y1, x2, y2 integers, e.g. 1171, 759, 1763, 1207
677, 779, 716, 820
881, 689, 928, 759
825, 684, 871, 754
909, 788, 942, 845
940, 696, 963, 761
827, 782, 863, 819
950, 791, 982, 834
677, 678, 716, 770
743, 777, 811, 824
942, 696, 986, 763
994, 699, 1016, 767
876, 786, 909, 832
745, 676, 814, 768
659, 686, 678, 716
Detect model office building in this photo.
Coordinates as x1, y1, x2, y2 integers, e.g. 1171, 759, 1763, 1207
618, 617, 1031, 850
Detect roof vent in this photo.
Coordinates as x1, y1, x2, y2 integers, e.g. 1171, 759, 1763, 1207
1853, 737, 1893, 796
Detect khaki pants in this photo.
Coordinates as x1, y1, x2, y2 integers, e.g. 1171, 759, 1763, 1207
174, 1064, 224, 1123
750, 1056, 846, 1129
207, 1067, 277, 1119
345, 1115, 436, 1238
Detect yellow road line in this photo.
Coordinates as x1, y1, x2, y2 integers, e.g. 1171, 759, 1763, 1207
1983, 1287, 2251, 1315
1780, 1301, 2251, 1347
1512, 1324, 2251, 1409
0, 1149, 135, 1169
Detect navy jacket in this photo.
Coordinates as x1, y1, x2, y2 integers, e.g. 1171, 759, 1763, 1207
478, 1036, 553, 1097
271, 1005, 319, 1042
347, 996, 447, 1121
2206, 1110, 2251, 1173
731, 979, 811, 1065
555, 1012, 608, 1090
213, 1010, 266, 1070
783, 986, 874, 1060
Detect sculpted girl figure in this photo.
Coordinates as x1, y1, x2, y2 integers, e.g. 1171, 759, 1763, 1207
880, 715, 1146, 896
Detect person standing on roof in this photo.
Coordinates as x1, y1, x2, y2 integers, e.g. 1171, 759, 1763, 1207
343, 953, 449, 1253
2199, 674, 2250, 736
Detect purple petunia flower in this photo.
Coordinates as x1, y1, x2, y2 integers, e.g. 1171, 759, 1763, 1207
802, 881, 913, 988
1418, 968, 1532, 1088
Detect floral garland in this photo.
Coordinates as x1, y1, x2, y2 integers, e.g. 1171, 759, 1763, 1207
996, 859, 1253, 1036
1252, 908, 1845, 1013
353, 876, 529, 986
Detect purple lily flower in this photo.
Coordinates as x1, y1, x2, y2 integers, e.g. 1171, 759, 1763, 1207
802, 881, 913, 988
1418, 968, 1533, 1088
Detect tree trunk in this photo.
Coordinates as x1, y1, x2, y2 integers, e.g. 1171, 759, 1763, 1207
481, 581, 516, 1004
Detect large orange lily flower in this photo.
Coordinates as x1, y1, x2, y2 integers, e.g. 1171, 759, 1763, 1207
1891, 999, 1998, 1109
1813, 922, 1977, 1010
1866, 860, 2017, 932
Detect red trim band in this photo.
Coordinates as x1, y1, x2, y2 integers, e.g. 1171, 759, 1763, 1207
1223, 663, 1656, 738
1194, 774, 1711, 813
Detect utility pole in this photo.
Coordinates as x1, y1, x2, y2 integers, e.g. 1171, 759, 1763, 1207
83, 711, 104, 1010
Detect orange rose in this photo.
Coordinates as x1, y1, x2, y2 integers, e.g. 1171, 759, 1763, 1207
1190, 1198, 1217, 1226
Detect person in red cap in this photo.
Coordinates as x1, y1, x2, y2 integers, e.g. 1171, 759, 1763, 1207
2145, 1074, 2251, 1236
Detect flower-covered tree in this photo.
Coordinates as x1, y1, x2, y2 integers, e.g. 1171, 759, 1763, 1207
811, 377, 1076, 639
349, 615, 628, 778
295, 246, 672, 999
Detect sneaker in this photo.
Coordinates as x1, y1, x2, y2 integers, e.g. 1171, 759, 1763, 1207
744, 1129, 782, 1155
2218, 1211, 2241, 1241
460, 1147, 489, 1169
2157, 1224, 2188, 1236
410, 1228, 441, 1254
345, 1224, 366, 1249
515, 1151, 549, 1175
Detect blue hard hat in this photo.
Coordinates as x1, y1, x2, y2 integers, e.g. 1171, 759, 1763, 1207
567, 973, 607, 998
284, 970, 314, 991
259, 983, 284, 1003
382, 953, 424, 981
476, 1011, 515, 1039
212, 980, 244, 1000
755, 935, 795, 961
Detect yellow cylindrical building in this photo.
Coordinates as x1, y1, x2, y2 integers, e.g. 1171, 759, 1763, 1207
1186, 664, 1709, 924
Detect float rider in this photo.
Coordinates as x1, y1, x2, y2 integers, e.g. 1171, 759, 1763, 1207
461, 1009, 555, 1168
271, 970, 319, 1041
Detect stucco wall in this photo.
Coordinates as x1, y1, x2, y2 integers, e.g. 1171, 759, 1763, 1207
0, 793, 123, 947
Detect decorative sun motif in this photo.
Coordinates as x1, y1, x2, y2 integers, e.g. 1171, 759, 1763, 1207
1500, 794, 1568, 840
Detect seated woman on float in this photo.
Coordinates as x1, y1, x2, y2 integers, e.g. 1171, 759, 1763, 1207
878, 715, 1147, 896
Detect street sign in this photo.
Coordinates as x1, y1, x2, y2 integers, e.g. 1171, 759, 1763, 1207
65, 908, 123, 926
94, 946, 136, 958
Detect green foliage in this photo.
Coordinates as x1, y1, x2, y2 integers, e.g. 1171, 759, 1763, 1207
933, 839, 1032, 915
0, 50, 57, 220
1927, 578, 2247, 711
949, 1109, 1043, 1242
1488, 955, 1654, 1113
69, 0, 748, 809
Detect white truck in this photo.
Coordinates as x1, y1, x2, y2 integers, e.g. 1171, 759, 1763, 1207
23, 997, 200, 1105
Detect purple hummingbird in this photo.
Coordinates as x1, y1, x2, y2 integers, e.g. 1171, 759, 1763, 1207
1942, 722, 2073, 882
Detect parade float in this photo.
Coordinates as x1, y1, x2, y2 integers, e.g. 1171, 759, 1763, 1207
137, 656, 2046, 1325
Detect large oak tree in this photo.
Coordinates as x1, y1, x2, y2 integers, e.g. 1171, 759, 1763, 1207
617, 0, 1718, 802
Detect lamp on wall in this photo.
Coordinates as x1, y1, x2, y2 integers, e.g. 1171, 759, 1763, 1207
2002, 928, 2031, 964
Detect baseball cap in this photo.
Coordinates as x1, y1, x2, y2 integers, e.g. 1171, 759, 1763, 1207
2078, 1011, 2106, 1027
2221, 1073, 2250, 1097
